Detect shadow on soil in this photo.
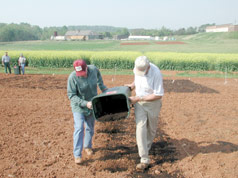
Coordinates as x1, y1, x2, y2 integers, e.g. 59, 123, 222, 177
164, 79, 219, 93
90, 118, 238, 178
90, 118, 182, 177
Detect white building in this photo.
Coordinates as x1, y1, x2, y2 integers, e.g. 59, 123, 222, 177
128, 36, 152, 40
206, 24, 238, 32
163, 36, 168, 41
51, 36, 66, 41
154, 36, 160, 41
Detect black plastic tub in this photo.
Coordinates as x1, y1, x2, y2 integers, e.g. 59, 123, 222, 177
92, 86, 131, 122
13, 66, 21, 75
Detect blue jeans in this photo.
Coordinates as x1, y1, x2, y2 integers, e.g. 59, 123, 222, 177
73, 112, 95, 158
20, 64, 25, 74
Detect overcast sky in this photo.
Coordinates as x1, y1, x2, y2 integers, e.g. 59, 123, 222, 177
0, 0, 237, 29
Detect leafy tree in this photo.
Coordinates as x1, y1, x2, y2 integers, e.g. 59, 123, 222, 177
0, 26, 15, 41
115, 28, 130, 36
0, 23, 7, 28
158, 26, 173, 36
0, 23, 40, 41
174, 28, 186, 35
104, 32, 112, 38
186, 27, 197, 35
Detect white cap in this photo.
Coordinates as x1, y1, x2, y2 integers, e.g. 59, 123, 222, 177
133, 56, 150, 76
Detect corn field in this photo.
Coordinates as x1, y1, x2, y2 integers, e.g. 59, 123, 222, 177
1, 51, 238, 71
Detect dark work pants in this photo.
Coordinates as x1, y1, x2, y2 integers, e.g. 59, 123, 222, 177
4, 62, 11, 74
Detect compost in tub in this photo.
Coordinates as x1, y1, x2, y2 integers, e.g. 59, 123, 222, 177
92, 86, 131, 122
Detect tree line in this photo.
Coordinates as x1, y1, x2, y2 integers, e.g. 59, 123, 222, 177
0, 22, 215, 42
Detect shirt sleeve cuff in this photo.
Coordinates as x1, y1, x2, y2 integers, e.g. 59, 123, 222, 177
101, 86, 108, 92
81, 100, 88, 107
154, 91, 164, 96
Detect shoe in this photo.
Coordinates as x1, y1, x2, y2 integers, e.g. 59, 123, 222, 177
85, 148, 93, 156
75, 157, 82, 164
136, 163, 149, 171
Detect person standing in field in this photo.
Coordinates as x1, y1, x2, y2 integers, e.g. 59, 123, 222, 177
67, 59, 108, 165
18, 53, 27, 75
125, 56, 164, 171
2, 52, 11, 74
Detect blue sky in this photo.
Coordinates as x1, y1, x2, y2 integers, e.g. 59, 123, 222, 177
0, 0, 237, 29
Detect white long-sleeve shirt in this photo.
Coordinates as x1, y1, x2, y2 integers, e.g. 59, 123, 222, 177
2, 55, 10, 63
19, 57, 26, 64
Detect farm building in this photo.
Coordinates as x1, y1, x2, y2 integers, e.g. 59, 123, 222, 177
50, 31, 66, 41
113, 34, 129, 40
127, 36, 162, 41
50, 36, 66, 41
128, 36, 153, 40
206, 24, 238, 32
65, 30, 103, 40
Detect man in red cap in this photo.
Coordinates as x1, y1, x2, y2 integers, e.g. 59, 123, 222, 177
67, 59, 108, 164
73, 59, 88, 77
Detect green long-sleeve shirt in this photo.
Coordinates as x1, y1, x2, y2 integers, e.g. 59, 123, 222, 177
67, 65, 107, 115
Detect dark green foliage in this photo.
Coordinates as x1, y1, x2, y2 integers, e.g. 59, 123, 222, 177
0, 23, 40, 42
0, 22, 226, 42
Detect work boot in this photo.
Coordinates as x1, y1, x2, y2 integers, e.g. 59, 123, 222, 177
75, 157, 82, 164
136, 163, 149, 171
85, 148, 93, 156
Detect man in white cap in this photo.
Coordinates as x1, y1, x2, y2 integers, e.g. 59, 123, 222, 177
126, 56, 164, 171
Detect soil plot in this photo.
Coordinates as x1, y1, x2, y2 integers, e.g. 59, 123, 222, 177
0, 73, 237, 177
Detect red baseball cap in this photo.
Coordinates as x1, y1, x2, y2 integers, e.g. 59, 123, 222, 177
73, 59, 88, 77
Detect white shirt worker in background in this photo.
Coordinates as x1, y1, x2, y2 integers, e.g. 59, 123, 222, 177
126, 56, 164, 171
18, 53, 26, 74
2, 52, 11, 74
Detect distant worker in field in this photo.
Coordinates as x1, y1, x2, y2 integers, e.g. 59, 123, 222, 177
67, 59, 108, 165
18, 53, 27, 75
125, 56, 164, 171
2, 52, 11, 74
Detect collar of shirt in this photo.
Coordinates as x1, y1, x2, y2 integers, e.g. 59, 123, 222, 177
134, 63, 163, 97
145, 63, 152, 77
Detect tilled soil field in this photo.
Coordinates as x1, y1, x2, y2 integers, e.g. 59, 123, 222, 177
0, 73, 238, 178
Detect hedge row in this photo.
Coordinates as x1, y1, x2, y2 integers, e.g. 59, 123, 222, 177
1, 51, 238, 71
146, 52, 238, 71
